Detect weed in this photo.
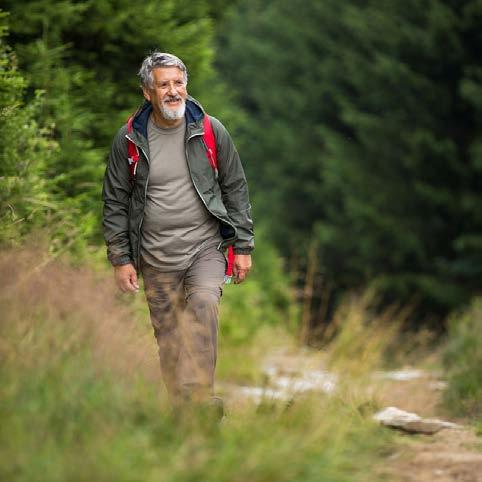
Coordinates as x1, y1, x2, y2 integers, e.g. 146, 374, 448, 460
443, 298, 482, 419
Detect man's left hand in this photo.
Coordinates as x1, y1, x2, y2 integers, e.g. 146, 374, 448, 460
233, 254, 252, 284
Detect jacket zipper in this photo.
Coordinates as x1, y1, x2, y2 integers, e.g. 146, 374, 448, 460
185, 132, 237, 249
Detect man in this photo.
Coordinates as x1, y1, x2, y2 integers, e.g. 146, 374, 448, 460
102, 52, 254, 411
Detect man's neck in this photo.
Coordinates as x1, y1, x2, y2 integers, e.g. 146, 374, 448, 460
151, 111, 184, 129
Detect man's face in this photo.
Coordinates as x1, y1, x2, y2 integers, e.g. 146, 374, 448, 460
143, 67, 187, 121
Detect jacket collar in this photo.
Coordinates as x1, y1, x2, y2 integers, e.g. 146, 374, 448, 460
131, 96, 205, 140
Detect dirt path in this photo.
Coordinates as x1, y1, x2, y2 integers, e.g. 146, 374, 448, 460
222, 348, 482, 482
377, 375, 482, 482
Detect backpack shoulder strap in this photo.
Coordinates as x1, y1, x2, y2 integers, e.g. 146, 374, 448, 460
126, 116, 139, 182
203, 115, 218, 178
203, 114, 236, 282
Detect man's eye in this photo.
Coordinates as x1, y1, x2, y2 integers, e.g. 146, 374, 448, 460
175, 80, 184, 86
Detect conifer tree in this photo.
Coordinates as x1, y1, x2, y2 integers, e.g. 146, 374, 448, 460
218, 0, 482, 317
0, 13, 73, 246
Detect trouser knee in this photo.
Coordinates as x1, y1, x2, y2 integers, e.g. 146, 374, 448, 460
187, 290, 220, 314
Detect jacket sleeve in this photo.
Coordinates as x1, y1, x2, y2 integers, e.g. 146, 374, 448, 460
102, 126, 133, 266
211, 116, 254, 253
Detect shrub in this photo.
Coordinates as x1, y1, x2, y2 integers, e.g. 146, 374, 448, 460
443, 298, 482, 418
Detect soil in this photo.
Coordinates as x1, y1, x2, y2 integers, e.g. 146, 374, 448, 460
223, 347, 482, 482
377, 375, 482, 482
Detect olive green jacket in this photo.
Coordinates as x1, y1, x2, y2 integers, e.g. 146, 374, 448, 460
102, 96, 254, 271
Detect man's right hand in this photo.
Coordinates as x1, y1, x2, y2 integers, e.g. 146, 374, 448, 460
114, 263, 140, 293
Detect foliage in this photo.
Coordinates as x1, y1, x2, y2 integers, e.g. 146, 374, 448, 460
443, 298, 482, 419
220, 228, 294, 344
217, 0, 482, 319
0, 15, 99, 255
325, 294, 401, 379
0, 247, 391, 482
0, 15, 55, 244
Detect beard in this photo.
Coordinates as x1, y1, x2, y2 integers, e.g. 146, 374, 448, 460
160, 96, 186, 120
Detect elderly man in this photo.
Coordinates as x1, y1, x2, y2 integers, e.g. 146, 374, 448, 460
102, 52, 254, 412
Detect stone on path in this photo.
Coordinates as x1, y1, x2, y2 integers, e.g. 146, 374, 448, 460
374, 406, 463, 434
374, 369, 426, 381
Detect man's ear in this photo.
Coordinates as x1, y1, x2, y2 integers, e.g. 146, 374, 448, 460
142, 87, 151, 102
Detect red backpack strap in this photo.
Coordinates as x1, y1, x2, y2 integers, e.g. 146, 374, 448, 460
203, 115, 218, 178
203, 115, 236, 283
224, 246, 236, 283
126, 116, 139, 183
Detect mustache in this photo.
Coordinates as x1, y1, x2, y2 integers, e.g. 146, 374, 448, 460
163, 96, 183, 103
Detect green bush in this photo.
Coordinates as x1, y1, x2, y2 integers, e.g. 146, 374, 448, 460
0, 17, 56, 244
219, 228, 295, 344
0, 15, 92, 256
443, 298, 482, 418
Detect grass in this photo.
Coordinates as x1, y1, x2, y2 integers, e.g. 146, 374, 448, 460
0, 247, 395, 482
216, 325, 296, 385
443, 297, 482, 421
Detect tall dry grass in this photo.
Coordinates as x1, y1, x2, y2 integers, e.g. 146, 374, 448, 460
325, 293, 403, 376
0, 245, 159, 382
443, 298, 482, 422
0, 246, 395, 482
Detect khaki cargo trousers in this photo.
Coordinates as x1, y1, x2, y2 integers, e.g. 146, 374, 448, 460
141, 244, 225, 403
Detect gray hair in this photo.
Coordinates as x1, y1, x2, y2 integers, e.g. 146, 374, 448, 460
138, 52, 188, 88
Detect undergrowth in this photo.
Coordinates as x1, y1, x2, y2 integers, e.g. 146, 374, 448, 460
0, 247, 393, 482
443, 298, 482, 420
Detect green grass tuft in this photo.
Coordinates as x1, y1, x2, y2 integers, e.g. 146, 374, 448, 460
0, 247, 393, 482
443, 298, 482, 420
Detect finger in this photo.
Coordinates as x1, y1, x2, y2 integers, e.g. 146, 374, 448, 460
121, 277, 136, 293
126, 280, 138, 292
115, 272, 132, 293
130, 272, 140, 290
235, 270, 247, 284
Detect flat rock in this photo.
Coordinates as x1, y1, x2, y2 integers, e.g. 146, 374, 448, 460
374, 406, 463, 434
374, 369, 427, 381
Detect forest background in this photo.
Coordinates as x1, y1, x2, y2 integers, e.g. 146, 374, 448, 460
1, 1, 482, 481
2, 0, 481, 329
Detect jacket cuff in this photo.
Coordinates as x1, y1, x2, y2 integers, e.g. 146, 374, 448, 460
110, 255, 133, 267
233, 248, 253, 255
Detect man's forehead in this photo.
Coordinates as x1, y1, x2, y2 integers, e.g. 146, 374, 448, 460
152, 66, 184, 80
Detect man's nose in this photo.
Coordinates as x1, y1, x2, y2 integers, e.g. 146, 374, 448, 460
167, 82, 178, 94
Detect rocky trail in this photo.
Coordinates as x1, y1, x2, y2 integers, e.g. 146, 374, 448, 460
377, 371, 482, 482
223, 348, 482, 482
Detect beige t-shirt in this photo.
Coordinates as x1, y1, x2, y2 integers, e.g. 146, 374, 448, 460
140, 116, 221, 270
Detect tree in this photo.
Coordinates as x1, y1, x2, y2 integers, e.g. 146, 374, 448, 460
217, 0, 482, 320
0, 12, 60, 245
